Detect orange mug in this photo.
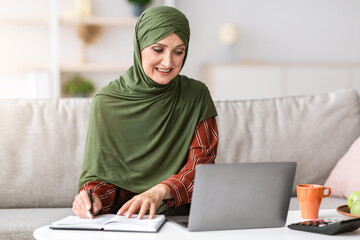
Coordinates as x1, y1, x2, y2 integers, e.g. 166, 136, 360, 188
296, 184, 331, 219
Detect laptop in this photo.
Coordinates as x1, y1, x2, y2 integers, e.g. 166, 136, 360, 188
167, 162, 296, 231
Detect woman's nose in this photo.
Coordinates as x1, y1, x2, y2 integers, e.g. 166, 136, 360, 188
161, 52, 172, 67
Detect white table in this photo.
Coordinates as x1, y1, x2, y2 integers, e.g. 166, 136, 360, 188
34, 209, 360, 240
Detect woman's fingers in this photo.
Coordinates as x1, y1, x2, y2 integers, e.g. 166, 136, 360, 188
72, 191, 88, 217
92, 194, 102, 215
80, 190, 92, 211
72, 190, 102, 219
72, 196, 88, 218
117, 192, 160, 219
137, 201, 151, 219
126, 200, 142, 218
149, 204, 156, 219
117, 199, 133, 216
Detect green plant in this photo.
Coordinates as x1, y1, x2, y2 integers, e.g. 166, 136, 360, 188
64, 75, 95, 97
127, 0, 152, 5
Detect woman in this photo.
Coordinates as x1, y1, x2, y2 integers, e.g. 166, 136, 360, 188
72, 6, 218, 220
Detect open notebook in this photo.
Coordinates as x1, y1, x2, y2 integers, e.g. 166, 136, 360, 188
50, 214, 166, 232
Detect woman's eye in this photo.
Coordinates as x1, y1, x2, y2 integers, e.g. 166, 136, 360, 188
174, 50, 184, 55
153, 48, 163, 53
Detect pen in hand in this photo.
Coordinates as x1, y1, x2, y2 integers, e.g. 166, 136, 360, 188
88, 188, 93, 219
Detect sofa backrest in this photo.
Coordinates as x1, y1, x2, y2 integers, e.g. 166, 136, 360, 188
215, 89, 360, 195
0, 99, 90, 208
1, 89, 359, 208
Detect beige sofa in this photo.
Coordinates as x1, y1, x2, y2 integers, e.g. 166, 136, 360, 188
1, 89, 358, 239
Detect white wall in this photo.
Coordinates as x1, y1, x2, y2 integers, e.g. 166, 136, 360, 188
177, 0, 360, 80
1, 0, 360, 97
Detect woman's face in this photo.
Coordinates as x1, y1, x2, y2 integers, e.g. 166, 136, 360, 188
141, 33, 186, 85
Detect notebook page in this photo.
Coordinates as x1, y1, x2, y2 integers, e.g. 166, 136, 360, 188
103, 214, 166, 232
50, 214, 114, 229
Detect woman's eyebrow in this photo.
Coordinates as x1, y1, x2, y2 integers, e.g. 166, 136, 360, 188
154, 43, 186, 48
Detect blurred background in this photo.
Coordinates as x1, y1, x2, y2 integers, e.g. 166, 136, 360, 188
0, 0, 359, 100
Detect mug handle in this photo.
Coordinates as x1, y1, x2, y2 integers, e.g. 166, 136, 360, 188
323, 187, 332, 198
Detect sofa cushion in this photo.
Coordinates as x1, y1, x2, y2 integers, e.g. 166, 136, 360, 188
0, 99, 90, 208
214, 89, 360, 195
0, 208, 72, 240
324, 135, 360, 199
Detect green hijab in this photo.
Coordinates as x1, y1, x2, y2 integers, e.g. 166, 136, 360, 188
78, 6, 217, 193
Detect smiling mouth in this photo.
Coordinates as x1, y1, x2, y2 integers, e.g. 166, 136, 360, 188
156, 67, 173, 73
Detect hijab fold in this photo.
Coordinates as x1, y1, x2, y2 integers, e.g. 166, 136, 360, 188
78, 6, 217, 193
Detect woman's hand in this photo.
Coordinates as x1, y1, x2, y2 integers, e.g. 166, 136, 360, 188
117, 184, 172, 219
72, 190, 102, 219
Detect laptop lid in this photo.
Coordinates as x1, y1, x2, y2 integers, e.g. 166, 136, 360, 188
168, 162, 296, 231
